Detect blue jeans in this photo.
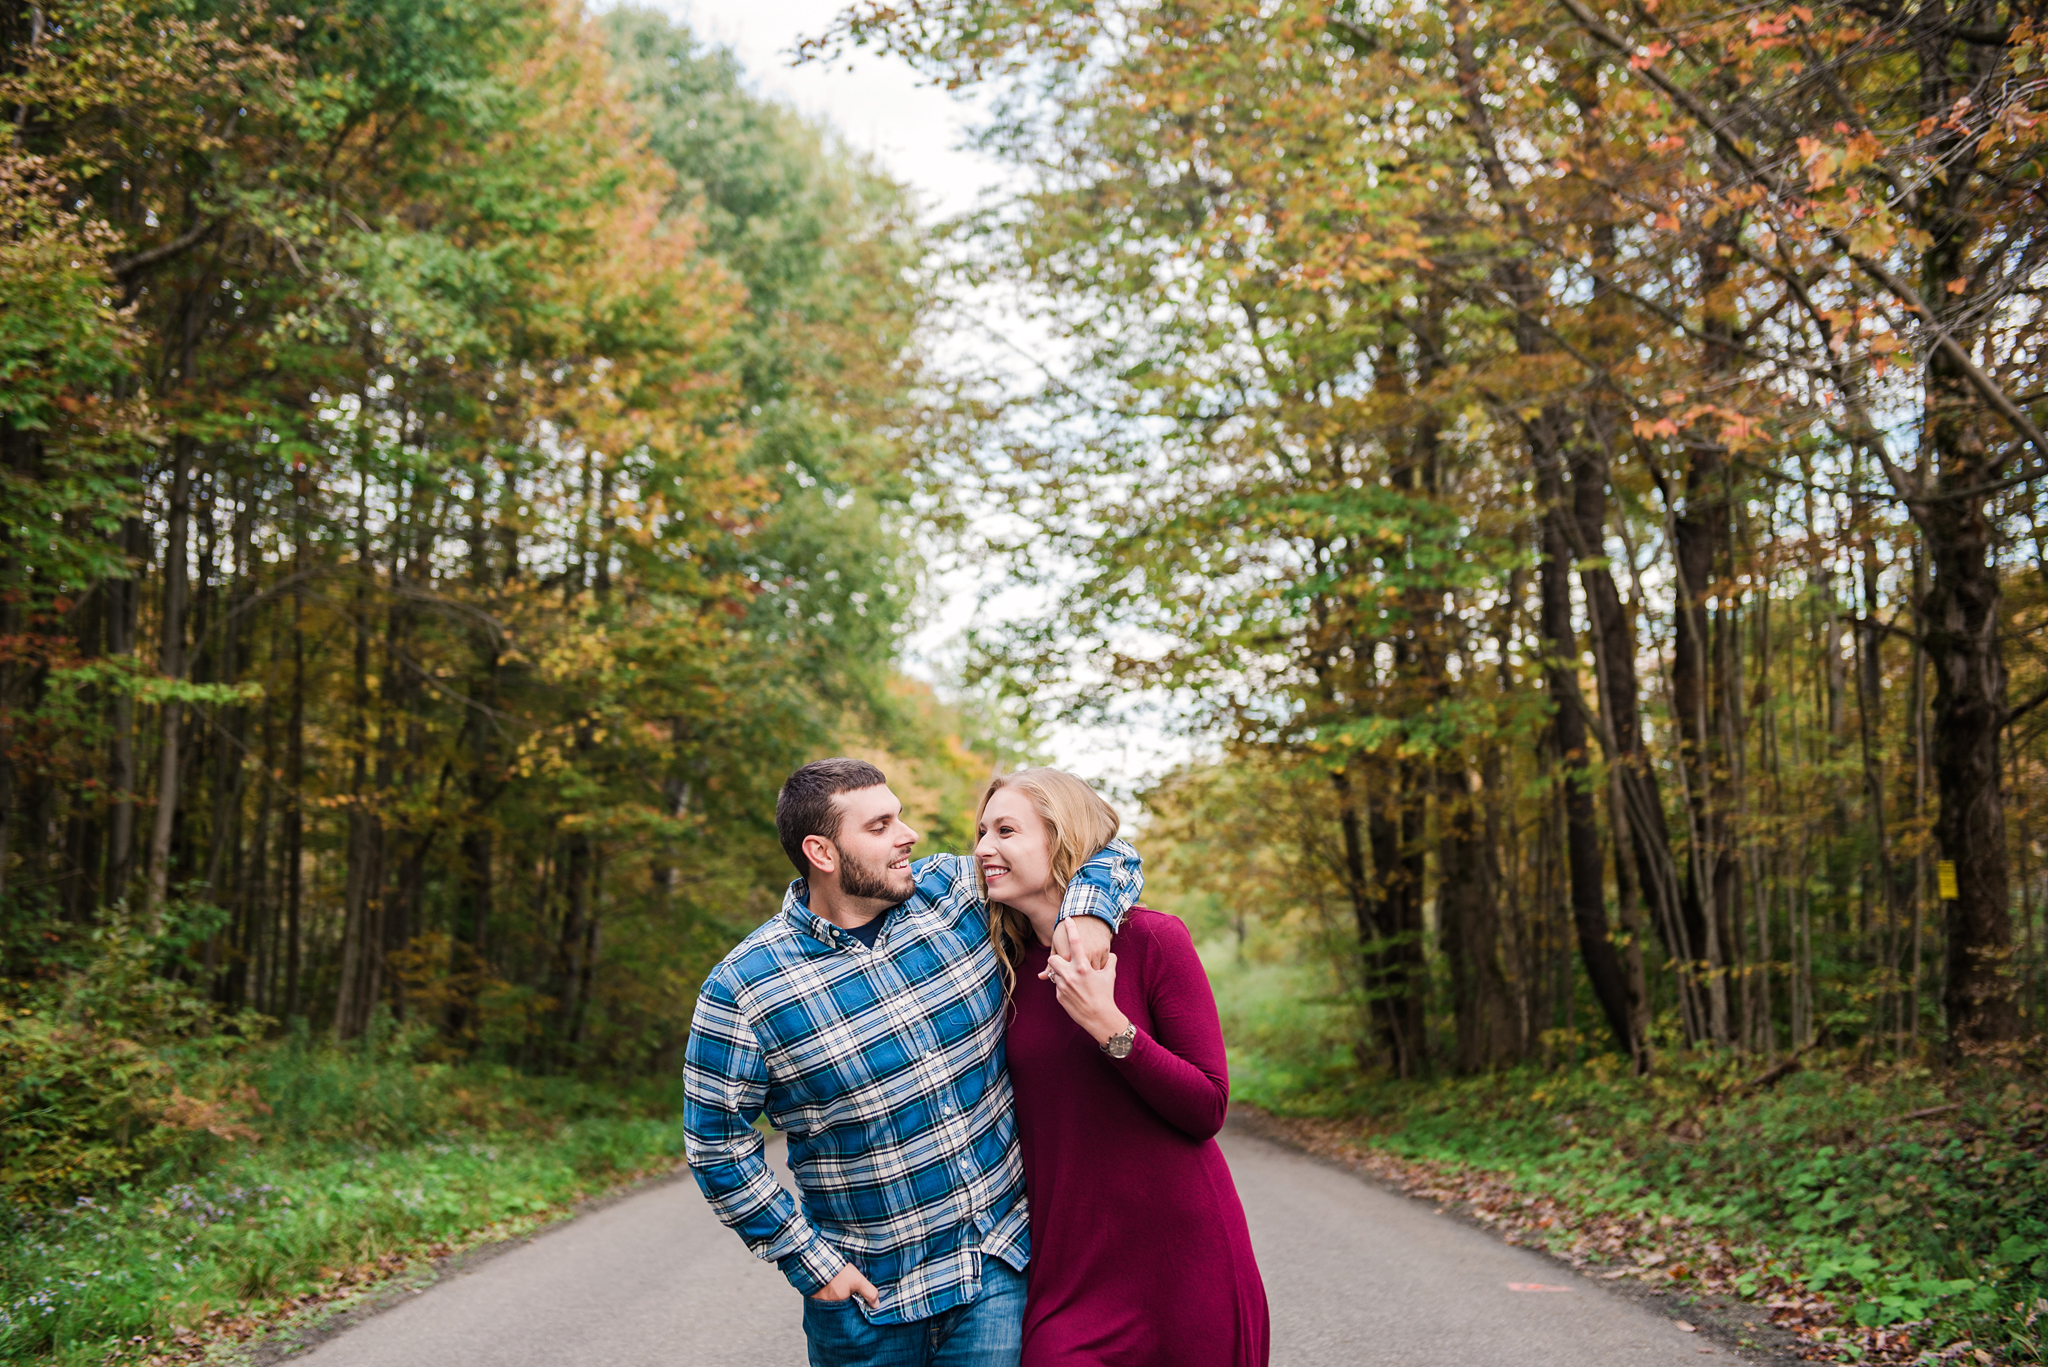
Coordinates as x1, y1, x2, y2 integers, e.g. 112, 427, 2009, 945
802, 1258, 1025, 1367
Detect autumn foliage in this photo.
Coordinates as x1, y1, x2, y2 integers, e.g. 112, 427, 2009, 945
0, 0, 958, 1094
824, 0, 2048, 1075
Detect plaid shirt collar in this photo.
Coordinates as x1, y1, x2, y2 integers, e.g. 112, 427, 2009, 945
779, 876, 930, 949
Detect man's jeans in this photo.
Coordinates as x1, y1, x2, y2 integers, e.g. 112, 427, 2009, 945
802, 1259, 1025, 1367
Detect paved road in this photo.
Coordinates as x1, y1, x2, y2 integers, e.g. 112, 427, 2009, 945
295, 1124, 1719, 1366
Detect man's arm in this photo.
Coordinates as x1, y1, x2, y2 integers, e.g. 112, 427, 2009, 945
682, 972, 846, 1295
913, 839, 1141, 964
1056, 836, 1144, 930
913, 840, 1143, 933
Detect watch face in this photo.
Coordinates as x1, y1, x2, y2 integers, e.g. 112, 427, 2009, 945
1105, 1030, 1135, 1058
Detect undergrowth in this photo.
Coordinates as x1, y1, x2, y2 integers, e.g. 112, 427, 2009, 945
2, 922, 693, 1365
0, 1042, 692, 1366
1204, 949, 2048, 1363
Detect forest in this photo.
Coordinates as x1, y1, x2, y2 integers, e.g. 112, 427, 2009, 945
826, 0, 2048, 1075
2, 0, 2046, 1359
0, 0, 992, 1072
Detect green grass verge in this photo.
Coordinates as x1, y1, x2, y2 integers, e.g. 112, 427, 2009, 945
1, 1042, 692, 1366
1203, 950, 2048, 1363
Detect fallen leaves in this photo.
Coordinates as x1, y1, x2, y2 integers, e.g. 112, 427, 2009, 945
1238, 1110, 1961, 1365
110, 1156, 690, 1366
133, 1246, 450, 1366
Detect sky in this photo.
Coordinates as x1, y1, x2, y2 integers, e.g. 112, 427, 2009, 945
636, 0, 1202, 799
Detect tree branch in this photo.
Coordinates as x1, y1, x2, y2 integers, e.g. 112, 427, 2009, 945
1552, 0, 2048, 466
112, 213, 226, 278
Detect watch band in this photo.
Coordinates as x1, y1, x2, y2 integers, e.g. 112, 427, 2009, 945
1100, 1024, 1137, 1059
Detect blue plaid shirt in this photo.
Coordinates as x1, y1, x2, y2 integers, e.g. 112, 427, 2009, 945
683, 844, 1142, 1324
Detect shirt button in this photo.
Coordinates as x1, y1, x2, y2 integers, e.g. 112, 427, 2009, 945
942, 1105, 952, 1116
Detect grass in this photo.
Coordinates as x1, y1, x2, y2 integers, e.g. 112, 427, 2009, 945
1200, 944, 2048, 1363
0, 1038, 693, 1366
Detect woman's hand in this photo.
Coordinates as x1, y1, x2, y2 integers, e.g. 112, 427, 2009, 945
1049, 914, 1113, 968
1042, 949, 1131, 1046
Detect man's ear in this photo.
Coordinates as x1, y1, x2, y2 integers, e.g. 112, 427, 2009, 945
801, 833, 838, 878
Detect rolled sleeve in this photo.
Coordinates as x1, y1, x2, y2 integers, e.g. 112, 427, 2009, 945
1055, 837, 1144, 930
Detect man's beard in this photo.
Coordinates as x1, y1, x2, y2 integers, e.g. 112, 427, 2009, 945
835, 845, 913, 903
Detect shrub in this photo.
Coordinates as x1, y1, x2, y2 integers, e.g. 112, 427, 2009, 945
1, 914, 265, 1206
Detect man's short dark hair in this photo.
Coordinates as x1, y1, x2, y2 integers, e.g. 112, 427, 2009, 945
776, 758, 889, 877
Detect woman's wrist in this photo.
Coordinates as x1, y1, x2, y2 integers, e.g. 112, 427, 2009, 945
1090, 1011, 1133, 1047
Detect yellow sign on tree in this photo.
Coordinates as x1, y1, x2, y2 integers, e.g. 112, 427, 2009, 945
1937, 861, 1959, 901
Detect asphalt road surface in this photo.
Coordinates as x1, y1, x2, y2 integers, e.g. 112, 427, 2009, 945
293, 1123, 1720, 1366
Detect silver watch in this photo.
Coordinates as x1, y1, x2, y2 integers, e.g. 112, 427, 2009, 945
1100, 1024, 1136, 1059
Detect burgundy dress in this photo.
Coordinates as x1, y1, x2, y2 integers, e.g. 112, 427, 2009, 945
1007, 907, 1271, 1367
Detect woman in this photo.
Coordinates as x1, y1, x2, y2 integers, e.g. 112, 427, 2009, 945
974, 768, 1270, 1367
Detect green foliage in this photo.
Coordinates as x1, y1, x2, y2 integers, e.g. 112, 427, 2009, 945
0, 0, 950, 1086
832, 0, 2048, 1081
1237, 1010, 2048, 1359
0, 915, 264, 1206
0, 1044, 692, 1365
1202, 951, 1359, 1112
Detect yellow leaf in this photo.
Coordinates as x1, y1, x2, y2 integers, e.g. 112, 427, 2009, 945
1841, 129, 1883, 171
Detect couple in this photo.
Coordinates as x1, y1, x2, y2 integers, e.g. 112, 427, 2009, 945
683, 758, 1270, 1366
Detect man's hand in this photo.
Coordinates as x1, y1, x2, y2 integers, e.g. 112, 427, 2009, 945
810, 1262, 881, 1310
1049, 913, 1113, 968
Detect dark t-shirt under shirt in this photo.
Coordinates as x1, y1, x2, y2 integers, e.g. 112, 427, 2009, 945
844, 911, 888, 948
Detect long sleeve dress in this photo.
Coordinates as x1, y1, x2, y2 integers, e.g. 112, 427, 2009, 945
1006, 907, 1271, 1367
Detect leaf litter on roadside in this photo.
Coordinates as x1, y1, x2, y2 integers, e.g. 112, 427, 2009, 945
1246, 1111, 2040, 1366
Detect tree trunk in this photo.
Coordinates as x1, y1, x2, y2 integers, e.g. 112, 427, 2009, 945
144, 443, 195, 924
1329, 762, 1384, 1069
1921, 394, 2017, 1045
1540, 505, 1648, 1067
1367, 770, 1429, 1078
555, 831, 593, 1054
334, 483, 383, 1040
1438, 760, 1513, 1071
1667, 436, 1734, 1046
1907, 52, 2021, 1042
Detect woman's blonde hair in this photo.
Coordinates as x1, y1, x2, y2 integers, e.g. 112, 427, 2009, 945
975, 767, 1122, 1004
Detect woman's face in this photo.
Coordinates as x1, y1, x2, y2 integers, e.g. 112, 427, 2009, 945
974, 786, 1054, 903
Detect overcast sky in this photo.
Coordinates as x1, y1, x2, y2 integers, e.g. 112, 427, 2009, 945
632, 0, 1199, 799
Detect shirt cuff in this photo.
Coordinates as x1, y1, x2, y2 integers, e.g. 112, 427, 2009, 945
1053, 888, 1123, 928
778, 1232, 848, 1295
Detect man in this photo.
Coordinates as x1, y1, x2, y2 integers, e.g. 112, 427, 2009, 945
684, 757, 1141, 1367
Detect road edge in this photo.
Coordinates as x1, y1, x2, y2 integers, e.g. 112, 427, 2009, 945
217, 1162, 698, 1366
1224, 1107, 1812, 1366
